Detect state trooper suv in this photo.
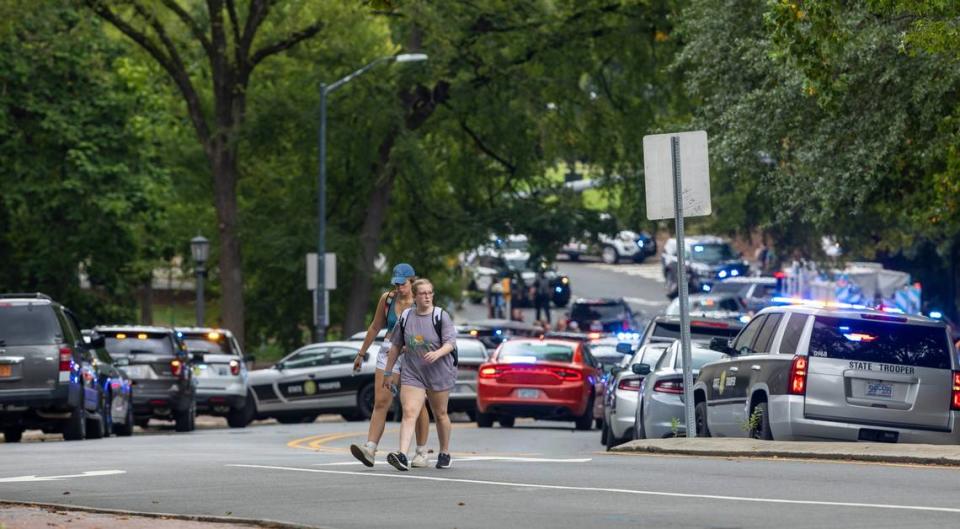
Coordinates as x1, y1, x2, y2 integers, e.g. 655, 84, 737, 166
95, 325, 197, 432
0, 293, 108, 441
694, 304, 960, 443
176, 327, 253, 428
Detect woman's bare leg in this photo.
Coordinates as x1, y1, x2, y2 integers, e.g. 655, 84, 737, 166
365, 369, 393, 445
426, 390, 451, 453
398, 385, 426, 454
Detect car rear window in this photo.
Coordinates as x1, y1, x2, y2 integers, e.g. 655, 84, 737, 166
651, 321, 741, 342
0, 304, 61, 345
456, 339, 487, 360
809, 316, 951, 369
103, 332, 175, 356
498, 341, 574, 363
571, 302, 625, 321
182, 334, 233, 355
677, 349, 728, 370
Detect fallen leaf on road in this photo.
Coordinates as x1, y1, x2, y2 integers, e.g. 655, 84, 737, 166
62, 491, 69, 495
458, 502, 465, 506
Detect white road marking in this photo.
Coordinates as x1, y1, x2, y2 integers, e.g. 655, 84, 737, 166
0, 470, 126, 483
311, 457, 591, 467
228, 464, 960, 514
586, 263, 665, 283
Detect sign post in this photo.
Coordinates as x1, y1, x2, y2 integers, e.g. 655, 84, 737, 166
307, 253, 337, 340
643, 130, 711, 438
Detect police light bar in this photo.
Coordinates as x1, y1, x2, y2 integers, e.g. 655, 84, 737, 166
771, 297, 868, 310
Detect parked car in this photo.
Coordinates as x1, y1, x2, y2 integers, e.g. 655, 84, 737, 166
81, 330, 135, 438
664, 293, 749, 322
176, 327, 253, 428
568, 297, 641, 334
707, 276, 781, 312
476, 338, 601, 430
640, 314, 744, 346
602, 342, 670, 449
247, 341, 377, 423
588, 337, 636, 429
0, 293, 121, 442
562, 230, 657, 264
448, 337, 489, 420
661, 236, 750, 298
694, 304, 960, 443
96, 325, 196, 432
459, 319, 542, 351
634, 340, 727, 439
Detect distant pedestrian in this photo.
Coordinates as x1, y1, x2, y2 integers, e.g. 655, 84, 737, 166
533, 270, 552, 323
382, 279, 457, 471
349, 263, 431, 468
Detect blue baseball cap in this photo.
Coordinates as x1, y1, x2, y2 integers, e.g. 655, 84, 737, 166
391, 263, 416, 285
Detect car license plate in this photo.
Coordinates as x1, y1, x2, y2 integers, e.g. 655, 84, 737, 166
517, 388, 539, 399
122, 364, 150, 378
866, 382, 893, 398
0, 365, 10, 377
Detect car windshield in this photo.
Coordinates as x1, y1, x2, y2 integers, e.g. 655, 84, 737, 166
182, 334, 233, 355
688, 243, 737, 264
650, 320, 741, 341
504, 258, 528, 271
594, 354, 626, 374
103, 332, 175, 356
456, 339, 487, 360
666, 297, 742, 316
571, 302, 625, 321
0, 304, 61, 345
498, 341, 574, 363
503, 238, 529, 251
809, 316, 951, 369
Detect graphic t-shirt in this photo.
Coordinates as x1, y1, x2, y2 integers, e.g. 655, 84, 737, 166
391, 308, 457, 391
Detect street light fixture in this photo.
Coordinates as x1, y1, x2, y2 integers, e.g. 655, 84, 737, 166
315, 52, 428, 341
190, 235, 209, 327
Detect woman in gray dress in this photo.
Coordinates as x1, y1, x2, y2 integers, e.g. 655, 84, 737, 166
382, 278, 457, 470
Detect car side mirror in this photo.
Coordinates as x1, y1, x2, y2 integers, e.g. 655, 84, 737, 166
113, 356, 129, 367
610, 366, 623, 376
632, 363, 651, 376
615, 342, 633, 354
709, 337, 732, 354
274, 362, 285, 370
86, 332, 105, 349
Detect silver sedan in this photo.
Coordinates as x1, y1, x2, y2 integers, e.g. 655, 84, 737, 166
634, 341, 727, 439
602, 342, 670, 449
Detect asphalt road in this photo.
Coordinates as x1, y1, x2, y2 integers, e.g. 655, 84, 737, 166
2, 418, 959, 529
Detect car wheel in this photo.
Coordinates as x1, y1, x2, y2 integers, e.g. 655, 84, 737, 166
664, 270, 679, 299
476, 411, 494, 428
175, 400, 196, 432
3, 427, 23, 443
634, 404, 647, 440
594, 418, 604, 430
63, 404, 86, 441
695, 400, 711, 438
750, 401, 773, 440
574, 399, 594, 431
135, 417, 150, 429
113, 399, 134, 437
227, 405, 250, 428
499, 416, 515, 428
466, 410, 477, 422
86, 391, 107, 440
600, 422, 608, 446
604, 422, 619, 451
601, 246, 619, 265
568, 252, 580, 262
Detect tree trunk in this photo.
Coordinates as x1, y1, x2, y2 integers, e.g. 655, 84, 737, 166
210, 141, 245, 347
140, 278, 153, 325
342, 128, 399, 335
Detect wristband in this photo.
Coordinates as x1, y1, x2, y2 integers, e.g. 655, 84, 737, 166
383, 371, 393, 377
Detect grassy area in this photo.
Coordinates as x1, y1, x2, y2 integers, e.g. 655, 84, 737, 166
148, 300, 221, 329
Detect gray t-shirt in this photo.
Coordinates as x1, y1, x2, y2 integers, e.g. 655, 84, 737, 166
391, 307, 457, 391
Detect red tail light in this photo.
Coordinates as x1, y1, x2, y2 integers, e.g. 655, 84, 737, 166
479, 366, 500, 378
170, 359, 183, 377
58, 346, 73, 372
478, 365, 582, 381
229, 359, 241, 376
617, 377, 642, 391
653, 380, 683, 394
951, 372, 960, 411
789, 355, 808, 395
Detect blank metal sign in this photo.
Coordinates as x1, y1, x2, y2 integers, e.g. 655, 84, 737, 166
642, 131, 711, 220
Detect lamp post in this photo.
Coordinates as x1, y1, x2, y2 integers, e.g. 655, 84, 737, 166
190, 235, 209, 327
315, 52, 428, 341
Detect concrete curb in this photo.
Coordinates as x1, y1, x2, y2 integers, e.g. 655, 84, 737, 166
610, 438, 960, 467
0, 499, 327, 529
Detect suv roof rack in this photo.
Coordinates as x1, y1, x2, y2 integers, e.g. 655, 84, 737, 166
0, 292, 52, 300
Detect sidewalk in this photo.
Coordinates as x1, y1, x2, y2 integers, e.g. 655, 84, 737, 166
611, 438, 960, 466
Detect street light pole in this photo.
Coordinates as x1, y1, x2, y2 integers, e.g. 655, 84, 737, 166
190, 235, 209, 328
315, 53, 428, 342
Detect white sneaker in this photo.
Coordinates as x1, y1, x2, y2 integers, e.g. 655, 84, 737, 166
350, 443, 376, 467
410, 451, 429, 468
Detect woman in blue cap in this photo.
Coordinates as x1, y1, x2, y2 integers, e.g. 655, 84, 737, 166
349, 263, 431, 468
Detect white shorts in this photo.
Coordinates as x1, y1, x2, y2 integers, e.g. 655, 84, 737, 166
375, 343, 401, 373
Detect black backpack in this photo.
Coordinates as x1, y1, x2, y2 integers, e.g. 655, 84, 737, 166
398, 306, 458, 366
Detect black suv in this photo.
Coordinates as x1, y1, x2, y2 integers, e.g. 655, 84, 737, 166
95, 325, 197, 432
568, 298, 640, 334
661, 236, 751, 298
0, 293, 114, 442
